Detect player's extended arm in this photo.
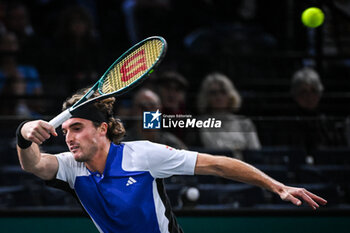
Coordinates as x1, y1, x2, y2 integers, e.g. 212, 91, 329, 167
195, 153, 327, 209
16, 120, 59, 180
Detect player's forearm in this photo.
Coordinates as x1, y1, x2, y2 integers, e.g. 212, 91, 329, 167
17, 144, 42, 172
216, 156, 285, 194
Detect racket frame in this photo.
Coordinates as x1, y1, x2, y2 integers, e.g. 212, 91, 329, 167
49, 36, 167, 128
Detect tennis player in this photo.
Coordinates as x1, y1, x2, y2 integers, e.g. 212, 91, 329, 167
16, 89, 327, 233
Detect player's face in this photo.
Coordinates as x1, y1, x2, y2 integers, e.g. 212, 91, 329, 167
62, 118, 100, 162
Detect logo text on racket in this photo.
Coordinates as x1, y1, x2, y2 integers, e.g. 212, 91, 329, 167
120, 49, 147, 82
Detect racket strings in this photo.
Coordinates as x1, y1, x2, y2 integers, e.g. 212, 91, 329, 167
101, 39, 164, 94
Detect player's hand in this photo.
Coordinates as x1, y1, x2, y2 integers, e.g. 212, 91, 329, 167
21, 120, 58, 145
278, 185, 327, 209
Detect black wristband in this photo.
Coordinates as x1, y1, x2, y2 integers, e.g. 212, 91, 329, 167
16, 121, 32, 149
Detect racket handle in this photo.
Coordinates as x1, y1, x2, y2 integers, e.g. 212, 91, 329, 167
49, 109, 72, 129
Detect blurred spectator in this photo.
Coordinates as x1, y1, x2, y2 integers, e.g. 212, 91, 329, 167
0, 2, 6, 35
317, 0, 350, 92
154, 71, 190, 141
197, 72, 261, 151
155, 71, 188, 116
123, 88, 187, 149
4, 2, 42, 66
289, 67, 346, 151
0, 31, 42, 116
122, 0, 172, 44
122, 0, 189, 63
51, 5, 103, 94
181, 1, 279, 86
320, 0, 350, 55
291, 67, 324, 113
5, 3, 34, 38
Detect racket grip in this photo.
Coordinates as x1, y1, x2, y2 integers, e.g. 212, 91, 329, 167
49, 109, 72, 129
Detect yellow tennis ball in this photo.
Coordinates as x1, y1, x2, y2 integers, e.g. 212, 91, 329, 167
301, 7, 325, 28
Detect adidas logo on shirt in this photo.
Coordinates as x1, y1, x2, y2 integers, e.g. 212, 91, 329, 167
126, 177, 137, 186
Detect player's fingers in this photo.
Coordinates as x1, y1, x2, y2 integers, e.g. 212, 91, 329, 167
305, 190, 328, 205
38, 120, 58, 136
29, 121, 51, 142
282, 193, 302, 206
36, 125, 52, 140
29, 131, 46, 145
297, 189, 319, 209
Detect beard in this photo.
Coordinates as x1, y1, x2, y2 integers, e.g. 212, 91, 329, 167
73, 144, 98, 162
74, 156, 88, 162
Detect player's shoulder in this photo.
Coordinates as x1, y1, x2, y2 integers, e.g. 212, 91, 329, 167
120, 140, 162, 171
122, 140, 168, 154
123, 140, 179, 156
123, 140, 153, 146
54, 151, 84, 168
54, 151, 74, 158
54, 151, 73, 159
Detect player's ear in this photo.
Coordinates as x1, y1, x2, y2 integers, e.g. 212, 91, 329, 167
99, 122, 108, 135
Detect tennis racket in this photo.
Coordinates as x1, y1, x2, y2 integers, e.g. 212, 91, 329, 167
49, 36, 167, 128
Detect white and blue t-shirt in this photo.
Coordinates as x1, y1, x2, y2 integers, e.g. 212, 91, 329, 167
52, 140, 198, 233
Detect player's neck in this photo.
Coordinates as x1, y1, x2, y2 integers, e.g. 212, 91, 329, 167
85, 139, 111, 174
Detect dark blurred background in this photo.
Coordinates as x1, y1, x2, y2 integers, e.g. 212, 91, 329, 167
0, 0, 350, 229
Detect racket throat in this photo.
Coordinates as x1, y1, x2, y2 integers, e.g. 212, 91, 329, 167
85, 90, 95, 99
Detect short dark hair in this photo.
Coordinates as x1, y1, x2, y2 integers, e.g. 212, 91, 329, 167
157, 71, 188, 89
